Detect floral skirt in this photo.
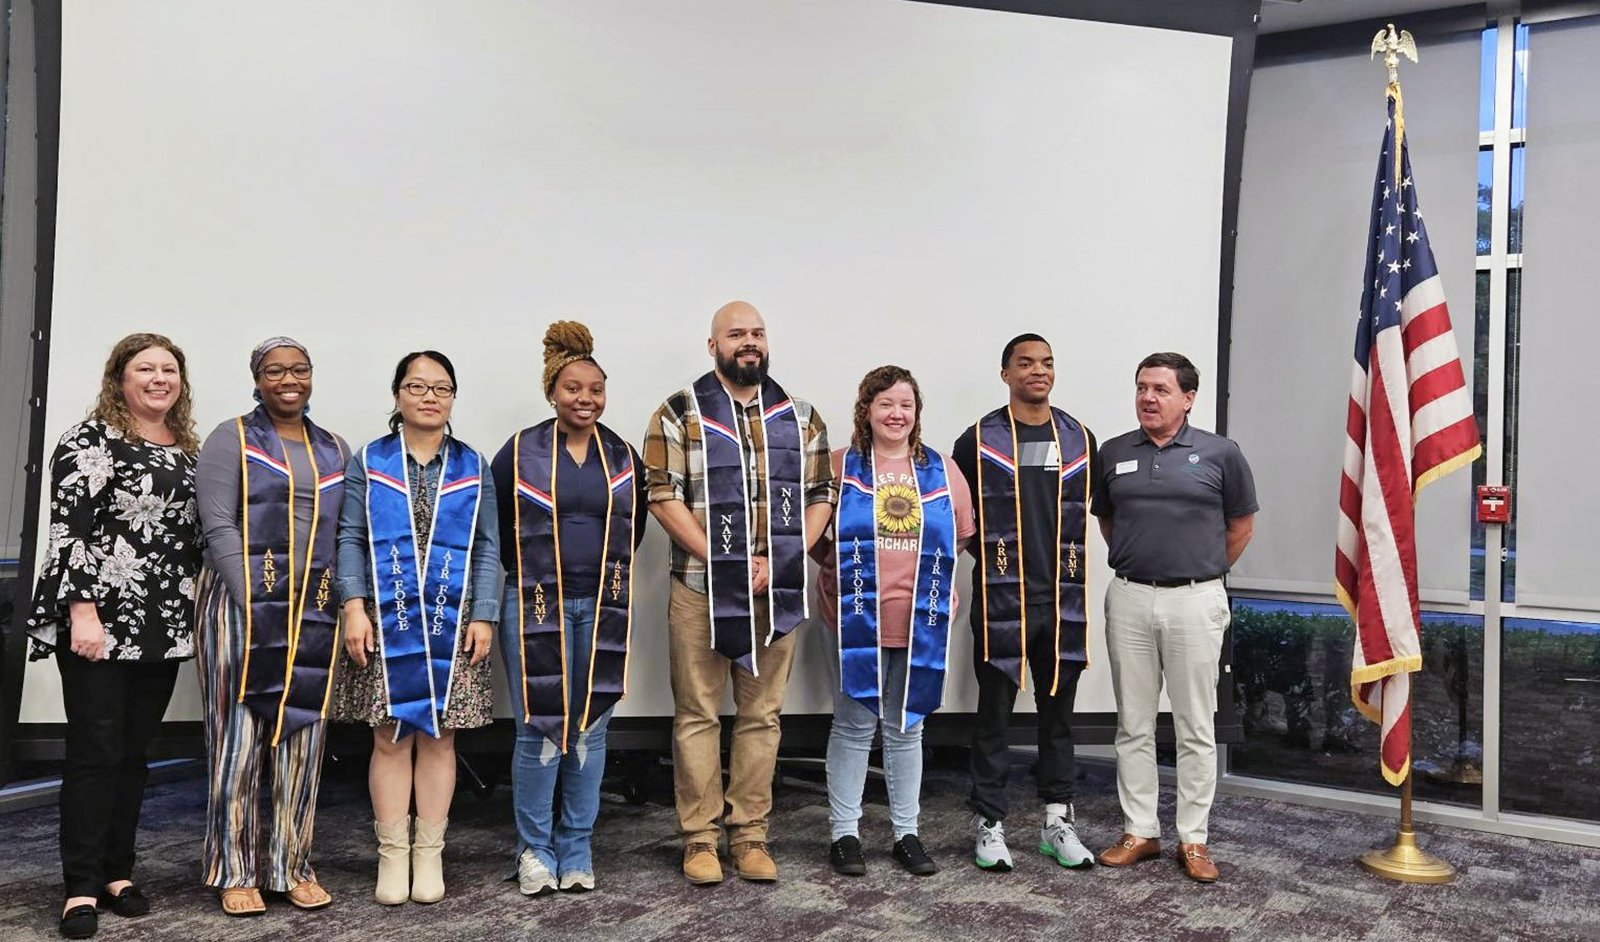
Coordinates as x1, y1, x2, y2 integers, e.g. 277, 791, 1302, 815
331, 600, 493, 731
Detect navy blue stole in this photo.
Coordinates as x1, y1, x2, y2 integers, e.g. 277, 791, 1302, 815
238, 406, 346, 745
836, 447, 957, 731
690, 371, 807, 675
974, 406, 1090, 691
512, 420, 636, 749
364, 433, 482, 740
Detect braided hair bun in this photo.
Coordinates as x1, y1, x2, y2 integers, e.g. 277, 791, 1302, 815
541, 320, 602, 395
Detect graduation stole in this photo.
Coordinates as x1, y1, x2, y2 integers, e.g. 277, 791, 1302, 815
836, 447, 957, 731
689, 370, 807, 676
513, 420, 636, 750
364, 432, 482, 740
237, 406, 346, 745
974, 405, 1091, 692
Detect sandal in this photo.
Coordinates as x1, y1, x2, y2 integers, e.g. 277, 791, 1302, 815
286, 881, 332, 910
220, 887, 266, 916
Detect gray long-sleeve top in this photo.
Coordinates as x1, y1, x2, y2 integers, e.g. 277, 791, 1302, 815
196, 418, 351, 606
335, 439, 501, 625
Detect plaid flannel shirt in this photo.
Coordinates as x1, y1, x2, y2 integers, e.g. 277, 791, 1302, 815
643, 384, 837, 593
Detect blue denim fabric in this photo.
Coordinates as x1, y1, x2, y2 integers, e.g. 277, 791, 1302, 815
497, 590, 612, 876
826, 644, 924, 841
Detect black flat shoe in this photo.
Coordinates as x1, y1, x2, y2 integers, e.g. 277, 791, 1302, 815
893, 834, 939, 876
829, 836, 867, 876
59, 904, 97, 939
97, 885, 150, 917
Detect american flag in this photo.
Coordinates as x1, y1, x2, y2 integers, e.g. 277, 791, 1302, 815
1335, 96, 1482, 786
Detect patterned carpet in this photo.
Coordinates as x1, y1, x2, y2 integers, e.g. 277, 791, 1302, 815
2, 755, 1597, 942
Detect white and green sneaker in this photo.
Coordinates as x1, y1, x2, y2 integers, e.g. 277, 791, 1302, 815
974, 817, 1014, 872
1038, 805, 1094, 869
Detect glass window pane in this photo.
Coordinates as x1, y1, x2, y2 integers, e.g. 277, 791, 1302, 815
1501, 617, 1600, 821
1509, 144, 1525, 254
1477, 148, 1493, 255
1470, 270, 1490, 601
1512, 22, 1529, 130
1229, 598, 1482, 808
1480, 26, 1499, 133
1502, 268, 1521, 604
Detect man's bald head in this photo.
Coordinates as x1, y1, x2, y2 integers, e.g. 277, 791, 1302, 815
707, 299, 770, 389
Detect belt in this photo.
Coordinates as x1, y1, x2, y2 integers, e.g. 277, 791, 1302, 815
1119, 575, 1223, 588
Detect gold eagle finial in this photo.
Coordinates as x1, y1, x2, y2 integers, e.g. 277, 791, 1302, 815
1371, 23, 1418, 86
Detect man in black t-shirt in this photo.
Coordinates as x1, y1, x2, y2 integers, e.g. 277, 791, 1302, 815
952, 333, 1100, 874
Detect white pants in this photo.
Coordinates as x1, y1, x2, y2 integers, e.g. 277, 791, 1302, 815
1105, 576, 1230, 845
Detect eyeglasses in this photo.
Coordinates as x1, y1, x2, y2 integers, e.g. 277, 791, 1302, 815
399, 381, 456, 399
259, 364, 313, 381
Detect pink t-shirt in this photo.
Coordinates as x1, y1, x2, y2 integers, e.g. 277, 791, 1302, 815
816, 448, 976, 647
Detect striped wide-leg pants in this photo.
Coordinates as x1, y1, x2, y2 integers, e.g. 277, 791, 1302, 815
194, 568, 329, 891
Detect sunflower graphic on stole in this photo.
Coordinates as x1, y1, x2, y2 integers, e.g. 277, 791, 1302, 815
875, 480, 922, 535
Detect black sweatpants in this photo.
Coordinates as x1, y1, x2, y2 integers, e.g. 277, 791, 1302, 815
967, 604, 1085, 823
55, 650, 180, 899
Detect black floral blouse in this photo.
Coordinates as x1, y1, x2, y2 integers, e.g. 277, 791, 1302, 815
27, 419, 202, 662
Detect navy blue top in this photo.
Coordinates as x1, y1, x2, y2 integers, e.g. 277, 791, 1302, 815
490, 431, 649, 596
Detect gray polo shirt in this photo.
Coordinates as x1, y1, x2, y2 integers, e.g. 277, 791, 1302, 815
1092, 421, 1257, 582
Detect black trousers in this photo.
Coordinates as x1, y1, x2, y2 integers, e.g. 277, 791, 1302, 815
968, 604, 1085, 822
55, 650, 180, 899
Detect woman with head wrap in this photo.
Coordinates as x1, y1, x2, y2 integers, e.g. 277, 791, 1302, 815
489, 321, 648, 895
192, 337, 349, 915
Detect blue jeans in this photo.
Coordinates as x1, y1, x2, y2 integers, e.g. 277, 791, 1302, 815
498, 590, 613, 877
826, 644, 924, 841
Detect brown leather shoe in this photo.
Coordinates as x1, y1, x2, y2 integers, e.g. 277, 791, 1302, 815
730, 841, 778, 882
1176, 843, 1219, 883
1097, 834, 1161, 867
683, 842, 724, 885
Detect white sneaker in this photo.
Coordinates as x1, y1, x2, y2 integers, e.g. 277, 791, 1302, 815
974, 817, 1014, 872
559, 871, 595, 893
1039, 806, 1094, 869
517, 849, 558, 896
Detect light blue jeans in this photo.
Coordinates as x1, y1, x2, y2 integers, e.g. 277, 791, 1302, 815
826, 644, 924, 841
498, 590, 613, 877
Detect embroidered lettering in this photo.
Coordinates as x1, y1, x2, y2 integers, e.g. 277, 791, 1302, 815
390, 546, 410, 632
850, 537, 866, 616
261, 548, 278, 594
1067, 541, 1079, 579
315, 567, 332, 612
995, 539, 1009, 577
610, 560, 624, 602
430, 549, 453, 636
926, 546, 945, 625
720, 513, 734, 555
780, 486, 794, 528
533, 583, 548, 625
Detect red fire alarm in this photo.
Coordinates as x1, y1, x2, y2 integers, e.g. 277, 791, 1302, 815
1476, 485, 1511, 524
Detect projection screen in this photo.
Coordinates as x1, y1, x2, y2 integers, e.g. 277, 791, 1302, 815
20, 0, 1235, 734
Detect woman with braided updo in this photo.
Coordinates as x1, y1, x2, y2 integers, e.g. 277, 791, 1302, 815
813, 365, 974, 877
490, 321, 648, 895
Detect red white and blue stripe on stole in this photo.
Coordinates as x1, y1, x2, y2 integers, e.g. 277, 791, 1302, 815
700, 415, 740, 446
368, 468, 409, 496
1059, 453, 1089, 482
762, 399, 794, 423
840, 474, 873, 497
437, 475, 480, 499
978, 442, 1016, 475
318, 471, 344, 493
919, 484, 950, 504
609, 464, 635, 494
516, 479, 555, 514
244, 445, 291, 478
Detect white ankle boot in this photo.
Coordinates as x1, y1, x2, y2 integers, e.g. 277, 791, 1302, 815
374, 816, 411, 905
410, 817, 448, 903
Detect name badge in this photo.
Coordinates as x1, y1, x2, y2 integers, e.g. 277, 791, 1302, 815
1115, 459, 1138, 475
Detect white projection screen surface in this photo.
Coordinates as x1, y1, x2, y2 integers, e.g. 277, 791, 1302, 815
23, 0, 1233, 726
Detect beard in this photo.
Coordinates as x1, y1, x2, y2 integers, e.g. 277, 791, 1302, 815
717, 347, 770, 387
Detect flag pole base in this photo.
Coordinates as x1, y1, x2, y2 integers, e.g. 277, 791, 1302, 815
1357, 828, 1457, 884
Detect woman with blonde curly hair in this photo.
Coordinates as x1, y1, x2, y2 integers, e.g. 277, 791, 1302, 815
26, 333, 203, 938
490, 321, 647, 895
814, 365, 974, 877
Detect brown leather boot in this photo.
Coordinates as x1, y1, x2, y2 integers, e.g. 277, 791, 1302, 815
1097, 834, 1161, 867
682, 843, 724, 885
1176, 843, 1220, 883
730, 841, 778, 882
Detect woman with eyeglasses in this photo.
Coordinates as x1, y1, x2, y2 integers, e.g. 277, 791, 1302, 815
330, 350, 499, 906
192, 338, 348, 916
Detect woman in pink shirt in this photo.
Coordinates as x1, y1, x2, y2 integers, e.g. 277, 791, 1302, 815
815, 365, 975, 876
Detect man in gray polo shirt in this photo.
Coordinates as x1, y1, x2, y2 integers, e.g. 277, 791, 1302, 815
1092, 352, 1256, 883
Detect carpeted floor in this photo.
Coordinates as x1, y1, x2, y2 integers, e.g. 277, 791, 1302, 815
2, 755, 1597, 942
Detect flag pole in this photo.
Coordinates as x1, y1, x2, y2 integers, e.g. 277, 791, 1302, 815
1354, 26, 1458, 885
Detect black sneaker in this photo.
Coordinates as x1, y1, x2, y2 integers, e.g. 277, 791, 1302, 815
893, 834, 939, 876
829, 836, 867, 876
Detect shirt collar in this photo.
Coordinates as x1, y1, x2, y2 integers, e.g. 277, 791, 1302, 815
1136, 419, 1194, 448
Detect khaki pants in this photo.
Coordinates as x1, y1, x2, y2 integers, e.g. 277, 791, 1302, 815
668, 578, 798, 847
1105, 576, 1230, 845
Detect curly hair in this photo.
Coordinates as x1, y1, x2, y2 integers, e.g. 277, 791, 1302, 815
542, 320, 605, 396
851, 364, 925, 465
91, 332, 199, 453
